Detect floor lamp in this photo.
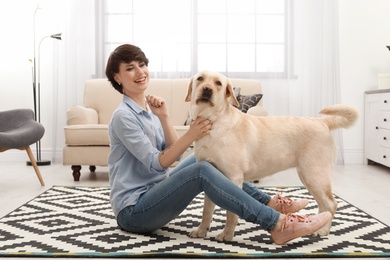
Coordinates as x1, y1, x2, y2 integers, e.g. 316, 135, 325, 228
27, 5, 62, 166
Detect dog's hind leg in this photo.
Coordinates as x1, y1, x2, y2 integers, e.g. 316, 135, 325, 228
297, 166, 337, 236
188, 195, 215, 238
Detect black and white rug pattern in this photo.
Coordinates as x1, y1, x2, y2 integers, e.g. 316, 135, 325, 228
0, 186, 389, 258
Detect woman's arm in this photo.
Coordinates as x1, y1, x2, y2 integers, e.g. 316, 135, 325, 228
158, 113, 179, 148
158, 117, 211, 168
146, 95, 178, 147
146, 95, 211, 168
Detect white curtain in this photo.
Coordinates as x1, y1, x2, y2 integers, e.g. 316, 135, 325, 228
50, 0, 343, 164
47, 0, 97, 163
264, 0, 344, 164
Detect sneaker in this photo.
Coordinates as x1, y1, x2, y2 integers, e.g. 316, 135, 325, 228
270, 212, 332, 245
269, 191, 309, 214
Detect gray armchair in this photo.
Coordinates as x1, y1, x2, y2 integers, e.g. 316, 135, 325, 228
0, 109, 45, 186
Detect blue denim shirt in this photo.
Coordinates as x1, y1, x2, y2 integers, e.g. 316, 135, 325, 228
108, 95, 168, 217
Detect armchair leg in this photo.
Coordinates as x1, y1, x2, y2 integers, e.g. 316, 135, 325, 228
25, 146, 45, 186
72, 165, 81, 181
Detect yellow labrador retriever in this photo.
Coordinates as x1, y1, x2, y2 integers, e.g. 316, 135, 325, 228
185, 70, 358, 242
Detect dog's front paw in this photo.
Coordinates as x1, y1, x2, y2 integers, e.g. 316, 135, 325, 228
312, 226, 331, 236
312, 219, 332, 236
216, 230, 234, 242
188, 227, 209, 238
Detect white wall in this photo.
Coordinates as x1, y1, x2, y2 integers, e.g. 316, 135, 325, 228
0, 0, 95, 163
0, 1, 36, 111
338, 0, 390, 163
1, 0, 390, 164
0, 1, 66, 162
0, 1, 46, 161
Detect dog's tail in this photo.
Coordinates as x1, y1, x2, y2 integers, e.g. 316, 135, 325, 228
319, 104, 358, 130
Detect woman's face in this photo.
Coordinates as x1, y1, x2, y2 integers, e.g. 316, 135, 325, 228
114, 60, 149, 96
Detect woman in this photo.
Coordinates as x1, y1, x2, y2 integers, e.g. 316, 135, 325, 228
106, 44, 331, 245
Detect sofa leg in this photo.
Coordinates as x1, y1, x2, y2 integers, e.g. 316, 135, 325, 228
89, 165, 96, 173
72, 165, 81, 181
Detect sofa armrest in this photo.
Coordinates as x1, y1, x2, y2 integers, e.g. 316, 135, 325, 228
67, 105, 99, 125
247, 106, 268, 117
174, 126, 190, 137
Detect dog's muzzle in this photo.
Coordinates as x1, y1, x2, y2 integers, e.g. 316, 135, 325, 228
196, 86, 214, 105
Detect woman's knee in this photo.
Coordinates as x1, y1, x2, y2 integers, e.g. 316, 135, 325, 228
196, 161, 216, 173
194, 161, 226, 181
170, 154, 197, 175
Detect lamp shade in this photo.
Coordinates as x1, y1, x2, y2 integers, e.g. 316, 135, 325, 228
50, 33, 62, 40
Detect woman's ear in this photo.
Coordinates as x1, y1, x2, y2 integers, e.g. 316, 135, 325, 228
114, 74, 121, 85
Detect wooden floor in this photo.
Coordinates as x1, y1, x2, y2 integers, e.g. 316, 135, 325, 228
0, 161, 389, 260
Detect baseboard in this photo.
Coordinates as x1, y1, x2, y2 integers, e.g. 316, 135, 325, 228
342, 149, 364, 164
0, 149, 63, 164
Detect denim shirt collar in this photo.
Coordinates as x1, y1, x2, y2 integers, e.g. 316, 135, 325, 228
123, 95, 151, 116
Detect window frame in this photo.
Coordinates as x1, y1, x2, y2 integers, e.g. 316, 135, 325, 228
97, 0, 294, 79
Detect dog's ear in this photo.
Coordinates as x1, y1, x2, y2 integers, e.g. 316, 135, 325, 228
226, 79, 239, 107
185, 77, 193, 102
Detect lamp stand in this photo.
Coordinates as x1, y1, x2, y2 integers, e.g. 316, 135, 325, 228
27, 5, 61, 167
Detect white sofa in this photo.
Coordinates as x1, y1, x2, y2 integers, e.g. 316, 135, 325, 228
63, 78, 267, 181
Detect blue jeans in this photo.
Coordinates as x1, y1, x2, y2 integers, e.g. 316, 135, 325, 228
117, 154, 280, 233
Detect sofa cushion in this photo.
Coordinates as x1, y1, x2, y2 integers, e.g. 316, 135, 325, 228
147, 79, 191, 126
83, 79, 123, 125
64, 124, 109, 146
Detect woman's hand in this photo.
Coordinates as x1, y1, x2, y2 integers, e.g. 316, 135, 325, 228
157, 116, 211, 169
187, 116, 212, 141
146, 95, 168, 118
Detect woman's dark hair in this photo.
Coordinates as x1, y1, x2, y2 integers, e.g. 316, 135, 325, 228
105, 44, 149, 93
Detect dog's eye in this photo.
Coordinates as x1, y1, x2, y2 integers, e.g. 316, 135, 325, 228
215, 81, 222, 86
197, 76, 204, 82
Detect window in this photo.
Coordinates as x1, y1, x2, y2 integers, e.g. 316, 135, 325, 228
100, 0, 291, 78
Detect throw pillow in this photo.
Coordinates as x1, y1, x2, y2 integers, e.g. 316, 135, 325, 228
236, 94, 263, 113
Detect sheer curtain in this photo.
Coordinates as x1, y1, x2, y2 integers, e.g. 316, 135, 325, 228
51, 0, 343, 164
262, 0, 344, 163
49, 0, 97, 162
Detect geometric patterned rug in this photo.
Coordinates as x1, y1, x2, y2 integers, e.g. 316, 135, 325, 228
0, 186, 389, 258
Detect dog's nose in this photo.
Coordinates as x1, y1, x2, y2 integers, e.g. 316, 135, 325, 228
202, 86, 213, 97
195, 85, 214, 105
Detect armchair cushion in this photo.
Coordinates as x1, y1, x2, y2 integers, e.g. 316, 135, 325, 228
0, 109, 44, 148
67, 105, 99, 125
64, 125, 109, 146
247, 105, 268, 116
